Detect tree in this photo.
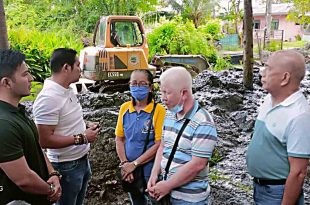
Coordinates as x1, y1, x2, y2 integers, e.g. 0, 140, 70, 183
243, 0, 253, 89
168, 0, 217, 28
286, 0, 310, 25
0, 0, 9, 49
265, 0, 272, 48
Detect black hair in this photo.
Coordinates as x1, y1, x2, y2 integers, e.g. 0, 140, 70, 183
131, 69, 154, 106
0, 49, 25, 80
50, 48, 77, 73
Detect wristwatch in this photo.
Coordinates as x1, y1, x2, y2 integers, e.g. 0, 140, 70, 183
133, 160, 139, 167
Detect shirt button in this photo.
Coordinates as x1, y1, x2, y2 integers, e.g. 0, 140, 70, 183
137, 117, 139, 120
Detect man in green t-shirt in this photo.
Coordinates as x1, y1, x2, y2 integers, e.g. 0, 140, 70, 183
0, 49, 61, 205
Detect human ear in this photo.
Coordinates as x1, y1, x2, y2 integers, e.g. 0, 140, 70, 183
0, 77, 13, 88
281, 72, 290, 86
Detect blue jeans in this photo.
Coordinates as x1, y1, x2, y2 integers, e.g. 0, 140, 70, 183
253, 182, 304, 205
128, 177, 150, 205
52, 155, 91, 205
170, 197, 208, 205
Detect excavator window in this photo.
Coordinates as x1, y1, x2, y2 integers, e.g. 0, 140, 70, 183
95, 18, 106, 46
110, 21, 143, 47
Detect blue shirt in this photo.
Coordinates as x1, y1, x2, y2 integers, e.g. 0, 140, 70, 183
115, 100, 166, 177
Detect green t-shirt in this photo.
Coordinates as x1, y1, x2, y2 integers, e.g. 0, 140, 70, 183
0, 101, 50, 205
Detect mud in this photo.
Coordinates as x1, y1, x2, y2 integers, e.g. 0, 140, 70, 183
23, 44, 310, 205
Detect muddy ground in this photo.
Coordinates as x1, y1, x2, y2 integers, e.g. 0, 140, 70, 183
24, 45, 310, 205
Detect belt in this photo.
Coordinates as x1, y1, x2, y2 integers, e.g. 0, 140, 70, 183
254, 178, 286, 185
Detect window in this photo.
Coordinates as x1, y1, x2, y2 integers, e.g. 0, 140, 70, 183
254, 20, 260, 30
271, 19, 279, 30
110, 21, 143, 47
95, 18, 107, 46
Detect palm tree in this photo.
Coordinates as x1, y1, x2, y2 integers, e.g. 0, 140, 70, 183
0, 0, 9, 49
169, 0, 216, 28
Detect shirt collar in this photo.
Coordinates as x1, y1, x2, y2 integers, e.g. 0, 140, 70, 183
184, 100, 199, 119
45, 78, 72, 94
279, 90, 303, 107
0, 100, 25, 113
266, 90, 303, 109
128, 100, 155, 113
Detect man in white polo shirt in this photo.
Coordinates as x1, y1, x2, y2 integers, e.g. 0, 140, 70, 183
33, 48, 100, 205
247, 50, 310, 205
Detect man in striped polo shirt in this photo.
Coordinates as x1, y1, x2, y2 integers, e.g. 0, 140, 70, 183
247, 50, 310, 205
147, 67, 217, 204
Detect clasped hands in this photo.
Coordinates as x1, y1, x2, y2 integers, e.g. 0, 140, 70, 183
47, 175, 62, 202
146, 175, 171, 201
120, 162, 136, 183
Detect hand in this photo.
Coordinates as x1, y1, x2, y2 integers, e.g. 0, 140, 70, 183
121, 162, 136, 176
47, 176, 62, 202
87, 121, 100, 130
124, 172, 134, 183
152, 180, 172, 201
146, 174, 158, 198
85, 126, 100, 143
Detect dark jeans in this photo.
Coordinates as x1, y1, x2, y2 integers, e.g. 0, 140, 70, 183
253, 182, 304, 205
52, 155, 91, 205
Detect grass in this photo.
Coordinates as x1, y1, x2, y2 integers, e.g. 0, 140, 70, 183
21, 82, 43, 102
283, 41, 307, 49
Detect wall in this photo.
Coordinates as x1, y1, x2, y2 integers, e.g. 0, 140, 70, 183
253, 15, 302, 41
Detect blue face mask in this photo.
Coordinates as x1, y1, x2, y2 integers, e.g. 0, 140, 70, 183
170, 104, 183, 114
130, 86, 149, 101
169, 90, 184, 114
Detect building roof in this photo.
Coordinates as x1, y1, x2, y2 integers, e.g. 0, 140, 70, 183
253, 3, 293, 16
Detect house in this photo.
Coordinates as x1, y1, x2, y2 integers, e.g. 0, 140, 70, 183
253, 3, 304, 41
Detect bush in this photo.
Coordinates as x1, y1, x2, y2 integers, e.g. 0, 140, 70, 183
147, 17, 220, 65
9, 28, 83, 82
266, 40, 282, 52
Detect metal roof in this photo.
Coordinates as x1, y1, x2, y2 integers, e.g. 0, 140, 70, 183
253, 3, 293, 16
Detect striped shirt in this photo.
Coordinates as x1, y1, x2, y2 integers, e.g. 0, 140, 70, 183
161, 100, 217, 202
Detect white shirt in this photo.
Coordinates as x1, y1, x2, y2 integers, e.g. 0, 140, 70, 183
33, 79, 90, 162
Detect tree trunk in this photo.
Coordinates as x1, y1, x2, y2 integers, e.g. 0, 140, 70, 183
0, 0, 9, 49
265, 0, 272, 48
243, 0, 253, 90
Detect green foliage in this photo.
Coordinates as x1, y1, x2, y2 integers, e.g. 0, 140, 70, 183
4, 0, 159, 35
9, 27, 83, 82
213, 57, 232, 71
265, 40, 282, 52
21, 81, 43, 102
198, 19, 224, 40
147, 17, 221, 64
285, 0, 310, 25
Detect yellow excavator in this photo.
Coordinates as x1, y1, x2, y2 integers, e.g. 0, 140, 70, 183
78, 15, 209, 93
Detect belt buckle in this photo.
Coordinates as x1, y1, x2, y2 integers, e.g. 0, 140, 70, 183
255, 178, 261, 185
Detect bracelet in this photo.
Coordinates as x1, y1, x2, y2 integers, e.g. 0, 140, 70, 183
119, 160, 129, 167
49, 170, 62, 180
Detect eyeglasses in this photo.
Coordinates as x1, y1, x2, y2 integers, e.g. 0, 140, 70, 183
128, 81, 150, 87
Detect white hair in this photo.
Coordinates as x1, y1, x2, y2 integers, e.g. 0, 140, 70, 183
160, 67, 192, 93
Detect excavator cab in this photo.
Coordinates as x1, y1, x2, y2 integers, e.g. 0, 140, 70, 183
80, 16, 156, 84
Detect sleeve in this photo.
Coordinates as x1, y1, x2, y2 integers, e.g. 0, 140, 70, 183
286, 112, 310, 158
0, 120, 24, 163
191, 122, 218, 159
153, 104, 166, 141
33, 95, 61, 125
115, 103, 127, 137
